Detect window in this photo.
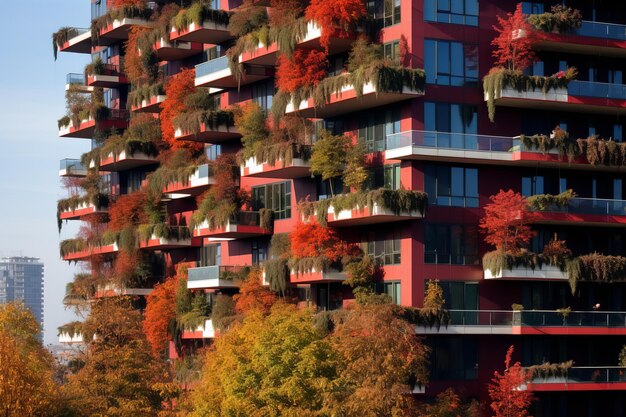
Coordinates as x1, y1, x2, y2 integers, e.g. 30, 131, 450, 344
424, 0, 479, 26
384, 41, 400, 63
367, 0, 401, 27
358, 106, 401, 152
316, 177, 344, 200
367, 163, 401, 190
521, 2, 544, 15
424, 102, 477, 148
252, 79, 274, 111
381, 281, 401, 304
205, 145, 221, 161
252, 181, 292, 220
522, 175, 544, 197
424, 165, 478, 207
438, 281, 478, 324
429, 336, 478, 380
425, 40, 478, 86
424, 223, 479, 265
199, 244, 221, 267
125, 171, 146, 194
252, 239, 268, 265
363, 233, 401, 265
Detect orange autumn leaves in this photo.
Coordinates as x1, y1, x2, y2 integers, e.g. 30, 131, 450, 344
160, 68, 203, 151
276, 48, 328, 93
305, 0, 366, 51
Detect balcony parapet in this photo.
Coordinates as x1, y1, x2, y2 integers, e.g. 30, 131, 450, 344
187, 265, 248, 289
523, 366, 626, 391
59, 159, 87, 177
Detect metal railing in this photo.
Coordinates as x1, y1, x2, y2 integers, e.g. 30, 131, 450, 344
386, 130, 519, 152
532, 197, 626, 216
67, 27, 90, 40
446, 310, 626, 327
574, 20, 626, 41
59, 159, 86, 172
233, 211, 261, 227
197, 164, 214, 179
88, 63, 123, 77
530, 367, 626, 384
187, 265, 245, 282
66, 73, 86, 85
196, 56, 228, 78
568, 80, 626, 100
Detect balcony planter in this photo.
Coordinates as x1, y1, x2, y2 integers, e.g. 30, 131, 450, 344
170, 5, 231, 43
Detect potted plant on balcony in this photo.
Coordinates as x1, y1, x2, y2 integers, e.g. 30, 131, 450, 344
556, 307, 571, 325
511, 303, 524, 326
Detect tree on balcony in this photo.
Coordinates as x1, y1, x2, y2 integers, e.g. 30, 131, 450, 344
491, 3, 537, 72
488, 345, 533, 417
480, 189, 535, 254
305, 0, 366, 51
310, 129, 349, 196
276, 48, 329, 93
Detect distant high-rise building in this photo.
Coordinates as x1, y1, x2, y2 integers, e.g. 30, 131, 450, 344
0, 257, 44, 331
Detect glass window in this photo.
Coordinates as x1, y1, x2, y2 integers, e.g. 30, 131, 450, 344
205, 145, 221, 161
363, 232, 401, 265
383, 41, 401, 62
252, 239, 268, 265
429, 336, 478, 380
424, 223, 479, 265
382, 281, 401, 304
359, 106, 401, 152
316, 177, 344, 200
252, 79, 274, 111
199, 244, 221, 267
252, 181, 292, 220
368, 0, 401, 27
439, 281, 479, 324
425, 40, 479, 86
424, 0, 479, 26
366, 163, 401, 190
424, 164, 478, 207
521, 2, 544, 15
522, 176, 544, 197
424, 102, 478, 146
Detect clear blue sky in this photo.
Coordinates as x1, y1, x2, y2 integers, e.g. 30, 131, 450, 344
0, 1, 93, 344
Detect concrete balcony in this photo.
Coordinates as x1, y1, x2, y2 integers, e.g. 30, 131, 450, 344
59, 159, 87, 177
93, 284, 153, 298
524, 367, 626, 392
285, 77, 424, 118
187, 265, 245, 289
193, 211, 272, 239
416, 310, 626, 336
326, 202, 424, 227
289, 267, 347, 284
57, 27, 91, 54
65, 73, 93, 92
174, 122, 240, 144
182, 319, 216, 339
58, 109, 129, 139
58, 200, 108, 221
96, 18, 150, 45
170, 20, 232, 44
240, 148, 311, 179
62, 242, 119, 262
531, 197, 626, 226
163, 164, 216, 199
487, 80, 626, 115
530, 20, 626, 58
130, 94, 166, 113
99, 150, 158, 172
484, 264, 568, 281
195, 56, 274, 89
153, 37, 203, 61
86, 64, 129, 88
138, 226, 195, 250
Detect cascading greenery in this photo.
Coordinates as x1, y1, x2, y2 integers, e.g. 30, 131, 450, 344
91, 5, 153, 42
127, 83, 165, 109
57, 321, 84, 337
85, 56, 106, 76
483, 67, 577, 122
524, 361, 574, 380
526, 189, 576, 211
171, 1, 231, 32
190, 193, 238, 230
137, 223, 191, 243
527, 5, 582, 34
52, 26, 79, 60
59, 239, 88, 258
99, 117, 161, 160
146, 149, 206, 197
298, 188, 428, 226
173, 109, 236, 136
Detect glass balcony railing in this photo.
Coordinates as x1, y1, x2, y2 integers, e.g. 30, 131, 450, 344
66, 73, 86, 85
187, 265, 245, 282
386, 130, 519, 152
532, 197, 626, 216
573, 20, 626, 41
196, 56, 228, 78
446, 310, 626, 327
59, 159, 86, 172
568, 80, 626, 100
197, 164, 215, 179
530, 367, 626, 384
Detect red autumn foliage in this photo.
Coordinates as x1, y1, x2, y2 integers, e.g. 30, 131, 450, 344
275, 49, 328, 93
488, 345, 534, 417
160, 68, 202, 151
290, 221, 347, 261
124, 26, 151, 84
268, 0, 307, 26
233, 269, 278, 314
305, 0, 366, 51
110, 0, 146, 9
108, 191, 149, 231
210, 153, 240, 202
491, 3, 538, 72
112, 250, 139, 284
143, 274, 180, 357
479, 189, 536, 253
